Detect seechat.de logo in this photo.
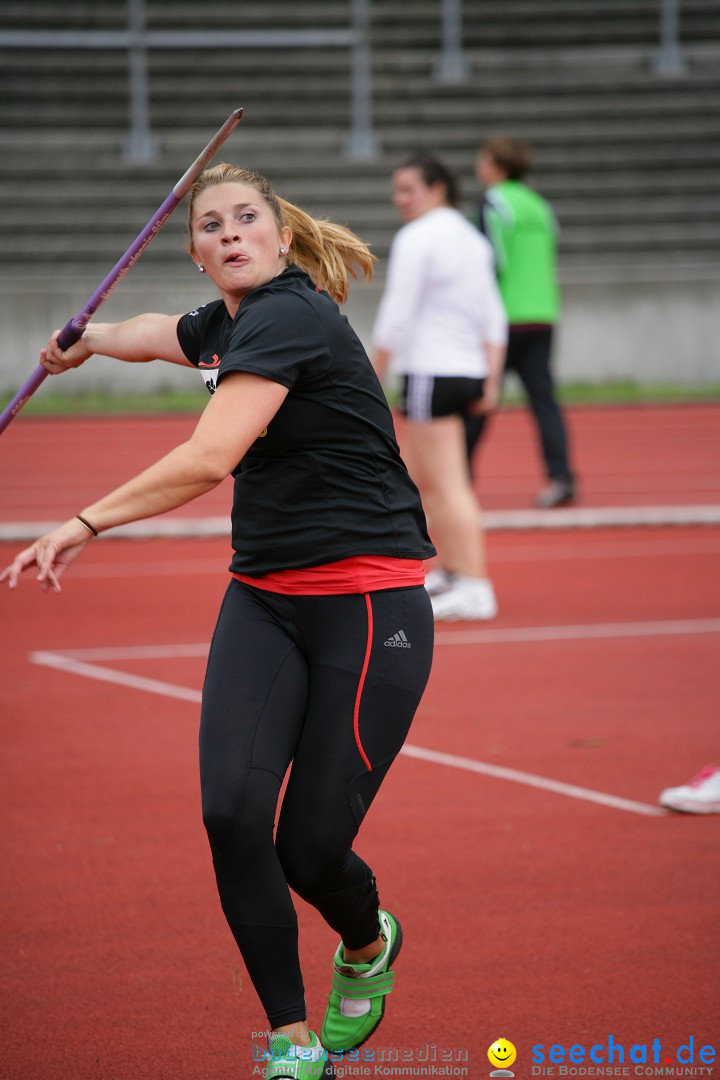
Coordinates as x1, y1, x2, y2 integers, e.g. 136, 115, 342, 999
531, 1036, 716, 1076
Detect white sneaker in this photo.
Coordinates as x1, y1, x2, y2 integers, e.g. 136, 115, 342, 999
424, 567, 457, 597
659, 765, 720, 814
430, 577, 498, 621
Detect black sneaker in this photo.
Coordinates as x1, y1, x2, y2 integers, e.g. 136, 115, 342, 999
535, 480, 575, 508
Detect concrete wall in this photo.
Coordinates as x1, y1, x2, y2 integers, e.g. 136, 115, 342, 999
1, 266, 719, 399
552, 269, 720, 385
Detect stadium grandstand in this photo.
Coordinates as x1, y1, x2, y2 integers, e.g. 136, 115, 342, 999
1, 0, 719, 390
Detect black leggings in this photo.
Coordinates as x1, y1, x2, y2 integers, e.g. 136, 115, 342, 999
200, 580, 434, 1029
465, 325, 574, 483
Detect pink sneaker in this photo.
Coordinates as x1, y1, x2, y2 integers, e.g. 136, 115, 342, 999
659, 765, 720, 814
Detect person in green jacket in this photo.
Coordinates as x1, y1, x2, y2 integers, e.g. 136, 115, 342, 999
467, 136, 577, 508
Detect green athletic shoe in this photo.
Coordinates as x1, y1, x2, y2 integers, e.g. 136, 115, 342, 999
320, 909, 403, 1053
265, 1030, 335, 1079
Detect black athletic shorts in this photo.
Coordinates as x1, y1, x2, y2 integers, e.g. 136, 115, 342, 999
397, 374, 486, 421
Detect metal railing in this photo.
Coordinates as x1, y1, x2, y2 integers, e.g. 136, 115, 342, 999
436, 0, 467, 82
0, 0, 378, 162
654, 0, 687, 75
0, 0, 688, 163
435, 0, 688, 82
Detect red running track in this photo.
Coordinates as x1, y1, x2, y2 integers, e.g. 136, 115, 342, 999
1, 404, 719, 525
1, 521, 719, 1079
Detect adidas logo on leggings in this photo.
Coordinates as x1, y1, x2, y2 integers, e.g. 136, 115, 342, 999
384, 630, 411, 648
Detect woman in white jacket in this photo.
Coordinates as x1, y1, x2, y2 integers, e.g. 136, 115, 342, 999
372, 154, 507, 620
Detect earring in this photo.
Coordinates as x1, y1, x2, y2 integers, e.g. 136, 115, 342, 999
197, 264, 206, 273
279, 247, 287, 255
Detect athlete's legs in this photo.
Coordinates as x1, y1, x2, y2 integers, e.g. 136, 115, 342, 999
463, 410, 491, 475
403, 415, 488, 576
463, 351, 519, 474
511, 327, 574, 483
201, 583, 433, 1030
200, 581, 310, 1029
276, 587, 434, 949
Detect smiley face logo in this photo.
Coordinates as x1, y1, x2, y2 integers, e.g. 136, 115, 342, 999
488, 1039, 517, 1072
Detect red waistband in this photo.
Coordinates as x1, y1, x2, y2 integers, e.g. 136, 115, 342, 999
510, 322, 553, 331
232, 555, 425, 595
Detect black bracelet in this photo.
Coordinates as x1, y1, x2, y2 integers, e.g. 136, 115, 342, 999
76, 514, 99, 537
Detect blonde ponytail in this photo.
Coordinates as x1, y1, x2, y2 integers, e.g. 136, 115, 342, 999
187, 163, 375, 304
276, 197, 375, 304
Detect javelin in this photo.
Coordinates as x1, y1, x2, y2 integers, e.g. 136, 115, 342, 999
0, 107, 244, 437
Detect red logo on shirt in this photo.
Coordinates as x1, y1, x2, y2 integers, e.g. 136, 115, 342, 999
198, 353, 221, 369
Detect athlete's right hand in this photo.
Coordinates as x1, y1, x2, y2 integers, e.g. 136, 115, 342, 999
0, 517, 92, 593
40, 329, 94, 375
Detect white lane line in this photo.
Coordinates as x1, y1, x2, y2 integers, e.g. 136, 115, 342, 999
400, 744, 665, 817
30, 651, 202, 704
38, 643, 210, 662
30, 617, 720, 665
434, 618, 720, 646
3, 503, 720, 541
483, 505, 720, 529
1, 518, 230, 541
30, 646, 667, 818
489, 538, 720, 561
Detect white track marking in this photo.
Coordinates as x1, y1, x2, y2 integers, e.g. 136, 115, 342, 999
399, 744, 665, 817
433, 617, 720, 646
38, 643, 210, 662
1, 518, 230, 541
30, 651, 202, 704
31, 617, 710, 817
30, 649, 664, 817
31, 617, 720, 665
3, 503, 720, 542
482, 505, 720, 529
489, 537, 720, 562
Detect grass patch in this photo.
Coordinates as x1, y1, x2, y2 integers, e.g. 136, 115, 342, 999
2, 380, 720, 418
553, 380, 720, 405
1, 388, 210, 417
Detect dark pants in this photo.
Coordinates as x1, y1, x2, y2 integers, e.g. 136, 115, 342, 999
200, 579, 434, 1029
465, 325, 574, 484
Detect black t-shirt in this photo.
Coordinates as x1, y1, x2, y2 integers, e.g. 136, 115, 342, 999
176, 266, 435, 576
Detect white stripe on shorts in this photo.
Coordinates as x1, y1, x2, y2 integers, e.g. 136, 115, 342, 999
406, 374, 434, 421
